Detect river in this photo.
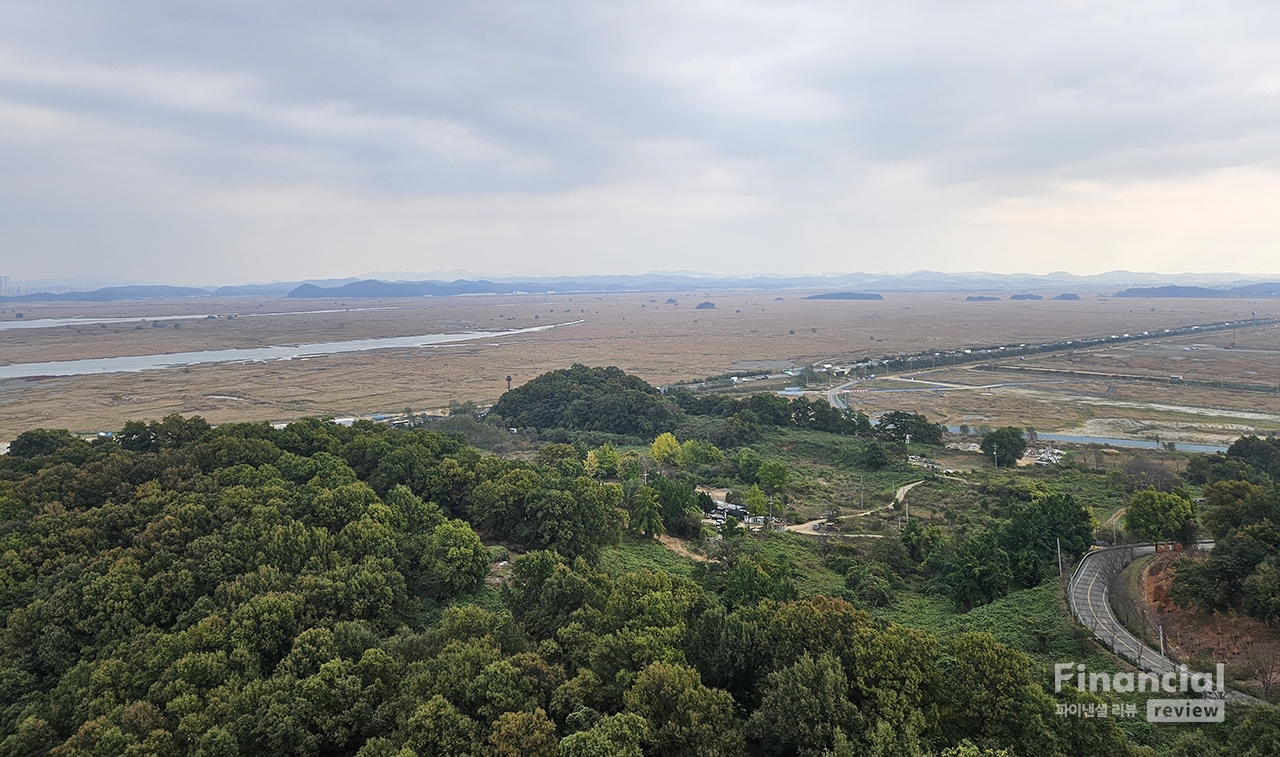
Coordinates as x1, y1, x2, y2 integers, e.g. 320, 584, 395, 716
0, 321, 580, 380
0, 306, 398, 331
945, 426, 1229, 454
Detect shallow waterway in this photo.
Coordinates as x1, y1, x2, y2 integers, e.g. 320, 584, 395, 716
0, 306, 398, 331
0, 321, 579, 380
945, 426, 1228, 454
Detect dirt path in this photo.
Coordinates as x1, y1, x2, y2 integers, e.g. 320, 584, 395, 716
782, 519, 885, 538
786, 503, 896, 533
783, 518, 885, 538
657, 533, 710, 562
851, 503, 895, 518
784, 481, 923, 538
786, 518, 828, 533
894, 480, 924, 504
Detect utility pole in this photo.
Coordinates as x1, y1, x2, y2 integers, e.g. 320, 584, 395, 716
1159, 625, 1165, 657
994, 444, 998, 469
1057, 537, 1062, 576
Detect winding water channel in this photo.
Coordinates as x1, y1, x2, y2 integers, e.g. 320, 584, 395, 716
945, 426, 1229, 453
0, 307, 397, 331
0, 321, 579, 380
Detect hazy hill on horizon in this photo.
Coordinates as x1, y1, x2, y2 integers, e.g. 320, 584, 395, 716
5, 270, 1280, 302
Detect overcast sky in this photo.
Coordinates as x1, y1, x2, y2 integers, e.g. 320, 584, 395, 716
3, 1, 1280, 284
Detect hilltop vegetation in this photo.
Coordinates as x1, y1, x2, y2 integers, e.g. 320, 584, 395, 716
2, 366, 1279, 756
488, 364, 678, 439
0, 415, 1137, 757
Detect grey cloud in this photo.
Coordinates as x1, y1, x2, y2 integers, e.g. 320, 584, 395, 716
3, 1, 1280, 282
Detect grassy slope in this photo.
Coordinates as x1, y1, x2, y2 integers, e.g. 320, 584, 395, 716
880, 583, 1091, 665
754, 532, 848, 597
752, 428, 928, 519
599, 531, 846, 595
598, 533, 697, 578
877, 581, 1226, 748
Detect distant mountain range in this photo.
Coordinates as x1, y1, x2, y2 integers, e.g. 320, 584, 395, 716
0, 285, 210, 302
3, 271, 1280, 303
0, 279, 357, 302
1114, 282, 1280, 298
284, 271, 1280, 299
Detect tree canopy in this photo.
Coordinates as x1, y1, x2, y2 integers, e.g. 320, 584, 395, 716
0, 413, 1178, 756
1125, 488, 1194, 542
876, 411, 944, 445
671, 392, 872, 439
980, 427, 1029, 467
1172, 445, 1280, 626
490, 365, 679, 437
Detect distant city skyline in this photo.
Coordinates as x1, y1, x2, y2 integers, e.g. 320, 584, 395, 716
4, 2, 1280, 284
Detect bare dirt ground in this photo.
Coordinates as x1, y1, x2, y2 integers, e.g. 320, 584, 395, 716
3, 290, 1279, 440
657, 534, 709, 562
1141, 554, 1280, 700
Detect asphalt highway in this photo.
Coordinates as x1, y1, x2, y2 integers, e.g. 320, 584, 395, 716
826, 378, 863, 409
1068, 543, 1257, 705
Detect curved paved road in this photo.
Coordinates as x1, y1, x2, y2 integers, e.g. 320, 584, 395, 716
826, 378, 862, 410
1069, 545, 1168, 670
1068, 543, 1256, 704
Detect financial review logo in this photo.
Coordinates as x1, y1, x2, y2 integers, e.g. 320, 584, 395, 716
1054, 662, 1226, 723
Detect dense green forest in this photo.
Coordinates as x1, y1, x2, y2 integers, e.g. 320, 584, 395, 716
1170, 436, 1280, 625
2, 368, 1280, 756
485, 363, 941, 446
488, 365, 678, 439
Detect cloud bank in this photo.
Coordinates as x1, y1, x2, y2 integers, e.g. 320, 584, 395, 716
2, 1, 1280, 283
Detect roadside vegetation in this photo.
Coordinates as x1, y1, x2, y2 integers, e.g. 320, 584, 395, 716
1168, 436, 1280, 628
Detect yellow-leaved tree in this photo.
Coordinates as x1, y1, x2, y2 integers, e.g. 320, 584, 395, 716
650, 432, 680, 466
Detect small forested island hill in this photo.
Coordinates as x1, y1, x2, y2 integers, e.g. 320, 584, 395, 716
2, 366, 1280, 756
